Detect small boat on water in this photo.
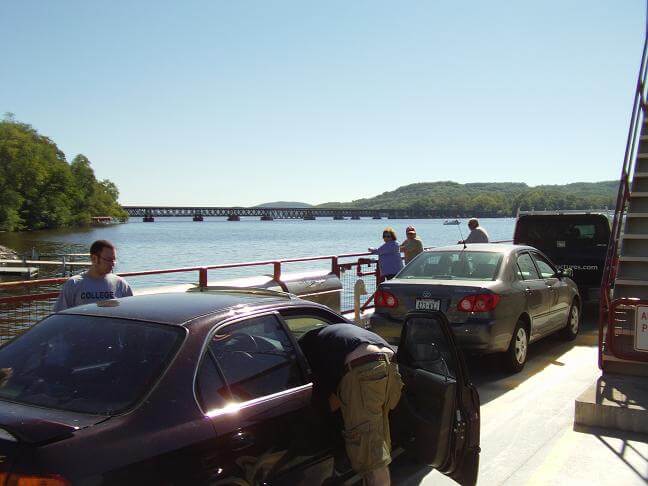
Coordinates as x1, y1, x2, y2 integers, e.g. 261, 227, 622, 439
443, 219, 460, 225
91, 216, 118, 226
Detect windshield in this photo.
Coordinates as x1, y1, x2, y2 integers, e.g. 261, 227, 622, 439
398, 251, 503, 280
0, 314, 184, 415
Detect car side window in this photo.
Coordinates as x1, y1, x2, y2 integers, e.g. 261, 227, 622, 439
195, 354, 229, 411
516, 253, 540, 280
282, 316, 328, 339
513, 262, 524, 280
210, 315, 305, 402
279, 307, 343, 339
398, 316, 457, 379
532, 253, 557, 279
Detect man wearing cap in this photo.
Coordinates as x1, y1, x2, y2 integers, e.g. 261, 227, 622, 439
299, 323, 403, 486
400, 226, 424, 264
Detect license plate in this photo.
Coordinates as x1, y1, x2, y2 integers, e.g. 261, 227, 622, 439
415, 298, 440, 311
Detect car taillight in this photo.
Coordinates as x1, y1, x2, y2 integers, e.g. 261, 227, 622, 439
375, 290, 399, 308
457, 294, 500, 312
0, 473, 70, 486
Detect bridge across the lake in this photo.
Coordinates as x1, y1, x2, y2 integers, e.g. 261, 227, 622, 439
122, 206, 445, 221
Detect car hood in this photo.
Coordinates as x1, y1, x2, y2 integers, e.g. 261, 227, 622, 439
0, 400, 107, 444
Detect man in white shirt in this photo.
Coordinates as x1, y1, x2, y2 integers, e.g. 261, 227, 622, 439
459, 218, 490, 244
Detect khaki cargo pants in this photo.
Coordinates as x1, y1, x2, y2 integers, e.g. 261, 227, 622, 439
337, 358, 403, 475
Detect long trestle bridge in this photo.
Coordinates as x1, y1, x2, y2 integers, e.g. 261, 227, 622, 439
122, 206, 445, 221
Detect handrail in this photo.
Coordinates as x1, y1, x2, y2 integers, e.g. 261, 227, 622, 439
0, 251, 383, 339
599, 8, 648, 367
0, 251, 374, 290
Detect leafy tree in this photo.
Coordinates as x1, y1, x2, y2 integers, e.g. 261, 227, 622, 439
0, 117, 127, 231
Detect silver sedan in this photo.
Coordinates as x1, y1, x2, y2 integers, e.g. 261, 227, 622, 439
369, 244, 581, 372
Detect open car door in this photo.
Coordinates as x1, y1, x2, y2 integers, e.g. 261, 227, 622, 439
392, 311, 480, 486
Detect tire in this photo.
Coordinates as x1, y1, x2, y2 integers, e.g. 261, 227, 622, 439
503, 319, 529, 373
560, 300, 580, 341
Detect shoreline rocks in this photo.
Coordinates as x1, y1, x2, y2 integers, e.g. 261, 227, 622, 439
0, 245, 18, 259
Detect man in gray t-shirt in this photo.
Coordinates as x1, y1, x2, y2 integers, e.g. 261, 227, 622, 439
54, 240, 133, 312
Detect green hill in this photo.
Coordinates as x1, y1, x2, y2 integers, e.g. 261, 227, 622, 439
317, 181, 618, 217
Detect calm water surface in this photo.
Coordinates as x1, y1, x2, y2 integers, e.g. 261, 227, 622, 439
0, 218, 515, 287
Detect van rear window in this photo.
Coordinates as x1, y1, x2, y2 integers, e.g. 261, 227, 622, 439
514, 215, 610, 249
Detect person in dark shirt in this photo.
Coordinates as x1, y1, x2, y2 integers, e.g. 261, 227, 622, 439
299, 324, 403, 486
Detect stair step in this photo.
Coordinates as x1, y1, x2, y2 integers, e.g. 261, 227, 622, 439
619, 256, 648, 262
630, 192, 648, 197
627, 212, 648, 218
615, 278, 648, 286
635, 172, 648, 178
638, 153, 648, 159
621, 233, 648, 240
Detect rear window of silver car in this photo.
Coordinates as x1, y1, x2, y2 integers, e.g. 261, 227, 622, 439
0, 314, 183, 415
399, 251, 503, 280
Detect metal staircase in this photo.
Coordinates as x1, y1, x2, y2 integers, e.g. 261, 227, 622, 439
614, 135, 648, 299
600, 20, 648, 374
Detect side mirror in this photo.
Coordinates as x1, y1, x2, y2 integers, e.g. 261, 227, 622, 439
558, 267, 573, 278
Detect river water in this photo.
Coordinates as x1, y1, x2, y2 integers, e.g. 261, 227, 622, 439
0, 217, 516, 288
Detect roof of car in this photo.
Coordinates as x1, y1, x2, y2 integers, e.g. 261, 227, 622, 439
426, 243, 535, 254
58, 290, 297, 325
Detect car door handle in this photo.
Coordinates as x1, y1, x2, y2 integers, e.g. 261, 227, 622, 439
230, 430, 255, 451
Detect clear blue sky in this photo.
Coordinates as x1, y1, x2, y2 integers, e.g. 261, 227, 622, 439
1, 1, 645, 206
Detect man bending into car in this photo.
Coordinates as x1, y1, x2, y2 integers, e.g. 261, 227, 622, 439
299, 324, 403, 486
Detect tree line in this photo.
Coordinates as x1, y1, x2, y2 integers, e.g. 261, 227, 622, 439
317, 180, 618, 216
0, 114, 127, 231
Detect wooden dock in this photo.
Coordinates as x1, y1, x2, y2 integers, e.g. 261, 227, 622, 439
0, 266, 38, 277
0, 260, 91, 267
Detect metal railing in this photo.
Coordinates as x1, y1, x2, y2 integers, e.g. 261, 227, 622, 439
0, 251, 381, 344
338, 257, 381, 314
599, 9, 648, 367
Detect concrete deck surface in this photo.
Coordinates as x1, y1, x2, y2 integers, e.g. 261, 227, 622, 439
390, 307, 648, 485
575, 373, 648, 435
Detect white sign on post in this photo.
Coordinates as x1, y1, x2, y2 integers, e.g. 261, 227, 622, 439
635, 306, 648, 352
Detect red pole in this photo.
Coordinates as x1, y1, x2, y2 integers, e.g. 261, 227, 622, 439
331, 257, 339, 277
199, 267, 208, 288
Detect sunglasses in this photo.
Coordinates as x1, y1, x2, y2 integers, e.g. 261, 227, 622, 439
382, 234, 391, 238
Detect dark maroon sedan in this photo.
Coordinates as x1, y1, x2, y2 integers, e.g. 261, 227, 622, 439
0, 290, 480, 485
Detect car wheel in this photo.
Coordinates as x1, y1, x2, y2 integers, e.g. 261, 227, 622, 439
560, 301, 580, 341
503, 319, 528, 373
